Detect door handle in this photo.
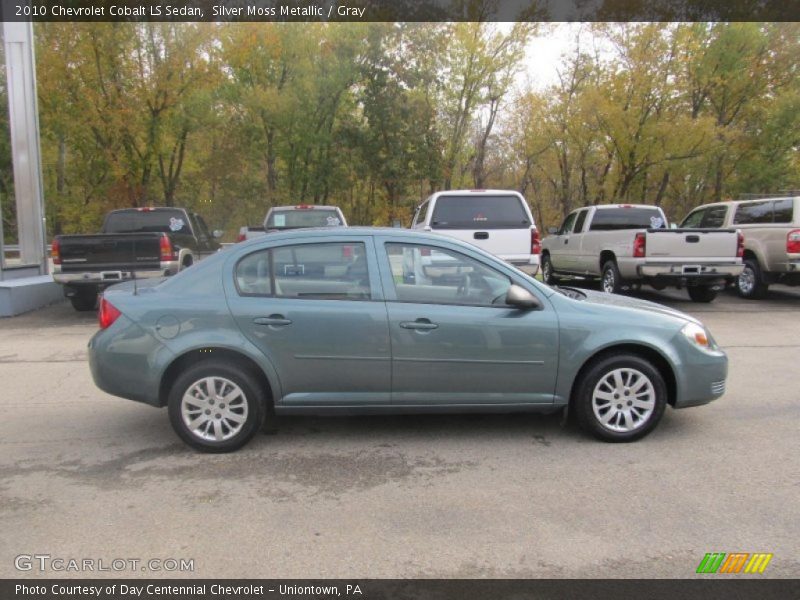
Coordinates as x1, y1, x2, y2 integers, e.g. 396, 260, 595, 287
474, 231, 489, 240
564, 238, 569, 244
253, 315, 292, 327
400, 319, 439, 331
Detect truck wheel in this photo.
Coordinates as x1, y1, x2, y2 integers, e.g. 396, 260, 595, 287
601, 260, 623, 294
541, 254, 558, 285
168, 360, 266, 453
70, 292, 97, 312
687, 285, 717, 303
737, 259, 768, 299
573, 353, 667, 442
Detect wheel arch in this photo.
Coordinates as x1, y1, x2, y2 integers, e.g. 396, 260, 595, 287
569, 343, 677, 408
599, 250, 617, 271
158, 346, 276, 408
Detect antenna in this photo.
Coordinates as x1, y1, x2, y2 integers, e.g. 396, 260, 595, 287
132, 269, 138, 296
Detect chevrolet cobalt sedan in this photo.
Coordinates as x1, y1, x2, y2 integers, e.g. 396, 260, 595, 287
89, 228, 728, 452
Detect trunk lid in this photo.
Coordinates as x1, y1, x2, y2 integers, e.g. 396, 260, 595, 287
645, 229, 739, 261
57, 234, 163, 272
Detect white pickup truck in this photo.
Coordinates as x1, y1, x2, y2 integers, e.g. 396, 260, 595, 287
237, 205, 347, 242
540, 204, 744, 302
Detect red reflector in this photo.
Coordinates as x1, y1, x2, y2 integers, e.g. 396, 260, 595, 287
788, 229, 800, 254
633, 232, 646, 258
737, 230, 745, 258
295, 204, 312, 210
159, 233, 175, 261
98, 297, 121, 329
237, 232, 246, 243
531, 228, 541, 255
51, 237, 61, 265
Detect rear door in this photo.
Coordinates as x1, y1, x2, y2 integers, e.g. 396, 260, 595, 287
377, 236, 559, 406
227, 237, 391, 406
429, 194, 532, 256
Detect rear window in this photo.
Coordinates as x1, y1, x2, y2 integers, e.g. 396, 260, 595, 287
589, 208, 666, 231
266, 208, 343, 229
733, 201, 773, 225
104, 210, 191, 234
431, 195, 530, 230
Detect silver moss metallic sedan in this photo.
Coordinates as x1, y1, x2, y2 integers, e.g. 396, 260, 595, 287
89, 228, 728, 452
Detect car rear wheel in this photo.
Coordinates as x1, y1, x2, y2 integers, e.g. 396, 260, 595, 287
574, 354, 667, 442
541, 254, 558, 285
687, 285, 717, 303
168, 360, 266, 453
601, 260, 623, 294
737, 258, 768, 299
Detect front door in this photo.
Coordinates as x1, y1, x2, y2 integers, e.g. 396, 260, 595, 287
379, 239, 559, 405
227, 239, 391, 406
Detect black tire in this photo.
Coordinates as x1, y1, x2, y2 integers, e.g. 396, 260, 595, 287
737, 258, 768, 300
687, 285, 717, 303
601, 260, 623, 294
167, 360, 267, 453
541, 253, 558, 285
70, 292, 97, 312
573, 353, 667, 442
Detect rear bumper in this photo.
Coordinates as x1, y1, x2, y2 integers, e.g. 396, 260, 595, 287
500, 254, 540, 270
637, 263, 743, 281
53, 261, 179, 289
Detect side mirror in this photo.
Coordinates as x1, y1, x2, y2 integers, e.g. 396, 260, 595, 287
506, 284, 542, 310
547, 226, 559, 235
212, 230, 224, 239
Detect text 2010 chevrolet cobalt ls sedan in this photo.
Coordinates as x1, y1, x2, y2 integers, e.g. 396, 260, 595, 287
89, 228, 728, 452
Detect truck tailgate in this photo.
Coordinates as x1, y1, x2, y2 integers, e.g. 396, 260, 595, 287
436, 228, 531, 257
645, 229, 739, 261
58, 234, 162, 272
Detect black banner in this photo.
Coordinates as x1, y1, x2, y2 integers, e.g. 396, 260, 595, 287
0, 0, 799, 22
3, 579, 800, 600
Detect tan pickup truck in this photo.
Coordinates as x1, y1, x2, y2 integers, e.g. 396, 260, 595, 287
679, 196, 800, 299
541, 204, 744, 302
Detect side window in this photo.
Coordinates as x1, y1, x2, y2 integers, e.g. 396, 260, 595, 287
385, 243, 511, 307
701, 206, 728, 228
734, 201, 773, 225
773, 199, 794, 224
559, 212, 578, 235
680, 209, 706, 229
273, 242, 371, 300
194, 214, 211, 239
412, 200, 429, 227
573, 209, 588, 234
236, 250, 272, 296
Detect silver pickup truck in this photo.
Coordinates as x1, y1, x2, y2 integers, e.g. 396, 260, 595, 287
540, 204, 744, 302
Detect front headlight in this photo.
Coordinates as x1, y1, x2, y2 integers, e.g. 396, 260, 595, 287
681, 322, 715, 351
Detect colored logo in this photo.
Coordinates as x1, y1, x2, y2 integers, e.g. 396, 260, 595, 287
696, 552, 773, 574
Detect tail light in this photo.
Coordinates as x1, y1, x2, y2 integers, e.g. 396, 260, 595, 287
51, 238, 61, 265
531, 228, 541, 255
159, 233, 176, 261
788, 229, 800, 254
737, 230, 745, 258
633, 232, 646, 258
98, 296, 121, 329
237, 232, 247, 243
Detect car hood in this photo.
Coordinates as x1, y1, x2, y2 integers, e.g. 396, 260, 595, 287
561, 287, 702, 326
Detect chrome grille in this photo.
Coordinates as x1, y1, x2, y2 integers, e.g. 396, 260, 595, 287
711, 380, 726, 395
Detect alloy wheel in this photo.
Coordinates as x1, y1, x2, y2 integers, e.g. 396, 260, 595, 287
180, 376, 249, 442
591, 368, 655, 433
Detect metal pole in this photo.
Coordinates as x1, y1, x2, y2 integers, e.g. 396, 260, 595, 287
2, 18, 47, 274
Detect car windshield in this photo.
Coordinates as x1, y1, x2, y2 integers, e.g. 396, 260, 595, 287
265, 209, 343, 229
104, 210, 191, 234
431, 195, 530, 229
590, 208, 666, 231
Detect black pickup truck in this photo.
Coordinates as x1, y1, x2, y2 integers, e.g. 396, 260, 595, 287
52, 207, 222, 311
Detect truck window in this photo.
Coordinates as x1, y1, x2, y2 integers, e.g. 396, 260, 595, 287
431, 195, 530, 230
680, 209, 706, 228
103, 210, 191, 235
733, 201, 773, 225
772, 199, 794, 224
559, 212, 578, 235
701, 206, 728, 228
573, 209, 589, 233
589, 208, 665, 231
412, 200, 429, 227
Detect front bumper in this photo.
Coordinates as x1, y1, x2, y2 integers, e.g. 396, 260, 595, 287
673, 347, 728, 408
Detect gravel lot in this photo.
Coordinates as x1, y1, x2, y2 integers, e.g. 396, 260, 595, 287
1, 285, 798, 579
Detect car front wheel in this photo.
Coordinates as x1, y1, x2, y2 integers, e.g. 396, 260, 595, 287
168, 360, 266, 452
574, 354, 667, 442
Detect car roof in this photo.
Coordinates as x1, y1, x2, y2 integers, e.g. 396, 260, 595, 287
235, 226, 462, 247
591, 204, 661, 210
269, 205, 340, 211
431, 189, 524, 197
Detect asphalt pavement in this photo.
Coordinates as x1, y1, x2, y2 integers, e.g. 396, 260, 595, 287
1, 285, 798, 579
